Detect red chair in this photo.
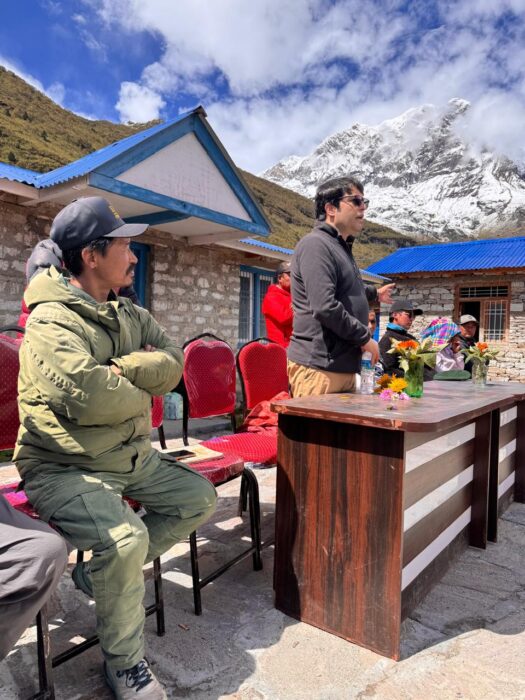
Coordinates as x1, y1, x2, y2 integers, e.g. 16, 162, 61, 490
181, 333, 237, 444
181, 333, 277, 466
151, 395, 167, 449
186, 454, 262, 615
0, 325, 24, 451
236, 337, 288, 417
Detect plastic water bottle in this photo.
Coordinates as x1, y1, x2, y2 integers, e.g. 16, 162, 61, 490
360, 351, 375, 395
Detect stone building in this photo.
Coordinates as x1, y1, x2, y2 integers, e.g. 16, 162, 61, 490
0, 106, 383, 346
367, 238, 525, 381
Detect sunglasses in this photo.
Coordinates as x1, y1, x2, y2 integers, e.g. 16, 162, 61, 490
340, 195, 370, 208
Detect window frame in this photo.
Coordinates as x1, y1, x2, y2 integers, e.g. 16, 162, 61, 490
454, 280, 510, 344
238, 264, 275, 345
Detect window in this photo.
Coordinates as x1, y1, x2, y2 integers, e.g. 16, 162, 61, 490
130, 242, 150, 307
238, 265, 275, 344
457, 284, 509, 343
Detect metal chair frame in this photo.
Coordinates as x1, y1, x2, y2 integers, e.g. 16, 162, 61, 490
189, 467, 262, 615
32, 555, 164, 700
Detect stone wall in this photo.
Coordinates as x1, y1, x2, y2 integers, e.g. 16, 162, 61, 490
0, 200, 277, 347
381, 274, 525, 382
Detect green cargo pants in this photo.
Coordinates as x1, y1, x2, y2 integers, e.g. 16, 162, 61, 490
23, 455, 217, 670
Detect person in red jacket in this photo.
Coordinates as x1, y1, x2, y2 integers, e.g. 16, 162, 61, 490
262, 261, 293, 347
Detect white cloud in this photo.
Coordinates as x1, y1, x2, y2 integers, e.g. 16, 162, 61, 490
116, 81, 166, 122
0, 56, 66, 106
89, 0, 525, 171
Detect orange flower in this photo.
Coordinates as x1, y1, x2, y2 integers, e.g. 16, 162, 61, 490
476, 342, 488, 352
398, 340, 419, 350
376, 373, 393, 389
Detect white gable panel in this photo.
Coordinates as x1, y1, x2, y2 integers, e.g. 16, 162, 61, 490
117, 133, 251, 222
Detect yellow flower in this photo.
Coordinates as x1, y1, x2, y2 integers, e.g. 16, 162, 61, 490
389, 377, 408, 393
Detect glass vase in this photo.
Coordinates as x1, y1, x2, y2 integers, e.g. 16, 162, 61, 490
471, 359, 488, 387
405, 359, 424, 398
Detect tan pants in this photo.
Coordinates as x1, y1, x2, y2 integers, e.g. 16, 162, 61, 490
287, 359, 356, 397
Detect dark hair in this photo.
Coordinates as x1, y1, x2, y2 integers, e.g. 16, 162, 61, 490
62, 237, 113, 276
314, 175, 364, 220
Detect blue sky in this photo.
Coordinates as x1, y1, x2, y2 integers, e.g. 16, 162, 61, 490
1, 0, 525, 172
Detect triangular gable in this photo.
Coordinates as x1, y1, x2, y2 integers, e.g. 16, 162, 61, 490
94, 111, 269, 233
117, 132, 251, 222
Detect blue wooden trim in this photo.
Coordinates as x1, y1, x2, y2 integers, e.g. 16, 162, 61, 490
97, 115, 196, 178
130, 241, 149, 307
193, 116, 270, 231
240, 264, 274, 338
89, 172, 269, 236
124, 210, 189, 225
240, 263, 274, 276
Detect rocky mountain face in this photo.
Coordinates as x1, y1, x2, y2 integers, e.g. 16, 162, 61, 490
262, 99, 525, 240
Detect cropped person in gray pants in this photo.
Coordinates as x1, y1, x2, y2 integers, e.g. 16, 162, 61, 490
0, 494, 68, 659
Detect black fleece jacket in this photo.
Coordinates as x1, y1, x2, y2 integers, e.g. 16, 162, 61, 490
288, 222, 377, 373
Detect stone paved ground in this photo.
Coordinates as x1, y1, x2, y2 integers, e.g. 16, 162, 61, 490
1, 439, 525, 700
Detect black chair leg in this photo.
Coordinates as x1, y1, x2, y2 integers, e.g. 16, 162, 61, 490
33, 606, 54, 700
157, 425, 167, 451
242, 469, 263, 571
189, 531, 202, 615
152, 557, 165, 635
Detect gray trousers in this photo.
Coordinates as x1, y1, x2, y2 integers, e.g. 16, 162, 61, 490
0, 495, 68, 660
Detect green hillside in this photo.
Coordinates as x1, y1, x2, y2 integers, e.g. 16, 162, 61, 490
0, 65, 417, 267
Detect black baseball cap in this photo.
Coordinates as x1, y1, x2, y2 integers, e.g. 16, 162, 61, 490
276, 261, 291, 275
390, 299, 423, 316
50, 196, 148, 251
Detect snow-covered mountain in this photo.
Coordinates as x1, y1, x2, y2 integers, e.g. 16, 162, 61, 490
262, 99, 525, 240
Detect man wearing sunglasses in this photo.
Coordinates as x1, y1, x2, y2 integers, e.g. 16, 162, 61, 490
288, 175, 394, 397
378, 299, 424, 377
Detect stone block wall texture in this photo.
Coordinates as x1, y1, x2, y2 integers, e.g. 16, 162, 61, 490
0, 201, 276, 350
380, 275, 525, 382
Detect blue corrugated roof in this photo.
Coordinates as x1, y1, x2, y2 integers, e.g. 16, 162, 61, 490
0, 163, 39, 185
240, 237, 387, 281
0, 108, 197, 188
367, 237, 525, 274
240, 237, 293, 255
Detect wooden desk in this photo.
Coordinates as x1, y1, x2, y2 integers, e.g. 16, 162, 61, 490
485, 383, 525, 541
271, 382, 524, 659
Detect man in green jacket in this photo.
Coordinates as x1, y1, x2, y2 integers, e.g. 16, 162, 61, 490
14, 197, 217, 700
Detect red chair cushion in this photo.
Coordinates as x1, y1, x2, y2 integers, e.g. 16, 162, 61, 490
202, 432, 277, 467
188, 453, 244, 486
184, 339, 236, 419
0, 333, 22, 451
1, 481, 145, 519
238, 341, 288, 411
1, 482, 40, 519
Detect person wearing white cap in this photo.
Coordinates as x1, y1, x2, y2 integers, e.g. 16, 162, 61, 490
458, 314, 479, 347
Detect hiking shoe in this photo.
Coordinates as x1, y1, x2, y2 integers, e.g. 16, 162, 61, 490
104, 659, 167, 700
71, 560, 94, 598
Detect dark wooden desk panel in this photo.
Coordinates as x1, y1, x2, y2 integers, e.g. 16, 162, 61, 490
272, 382, 524, 659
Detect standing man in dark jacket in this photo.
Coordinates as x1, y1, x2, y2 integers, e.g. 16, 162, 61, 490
378, 299, 424, 377
262, 261, 293, 347
457, 314, 480, 375
288, 175, 394, 397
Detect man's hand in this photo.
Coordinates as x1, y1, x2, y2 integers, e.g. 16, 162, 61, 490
377, 283, 395, 304
110, 365, 122, 376
361, 338, 379, 365
143, 344, 156, 352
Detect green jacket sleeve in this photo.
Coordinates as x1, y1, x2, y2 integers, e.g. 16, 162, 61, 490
110, 306, 184, 395
23, 312, 151, 426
